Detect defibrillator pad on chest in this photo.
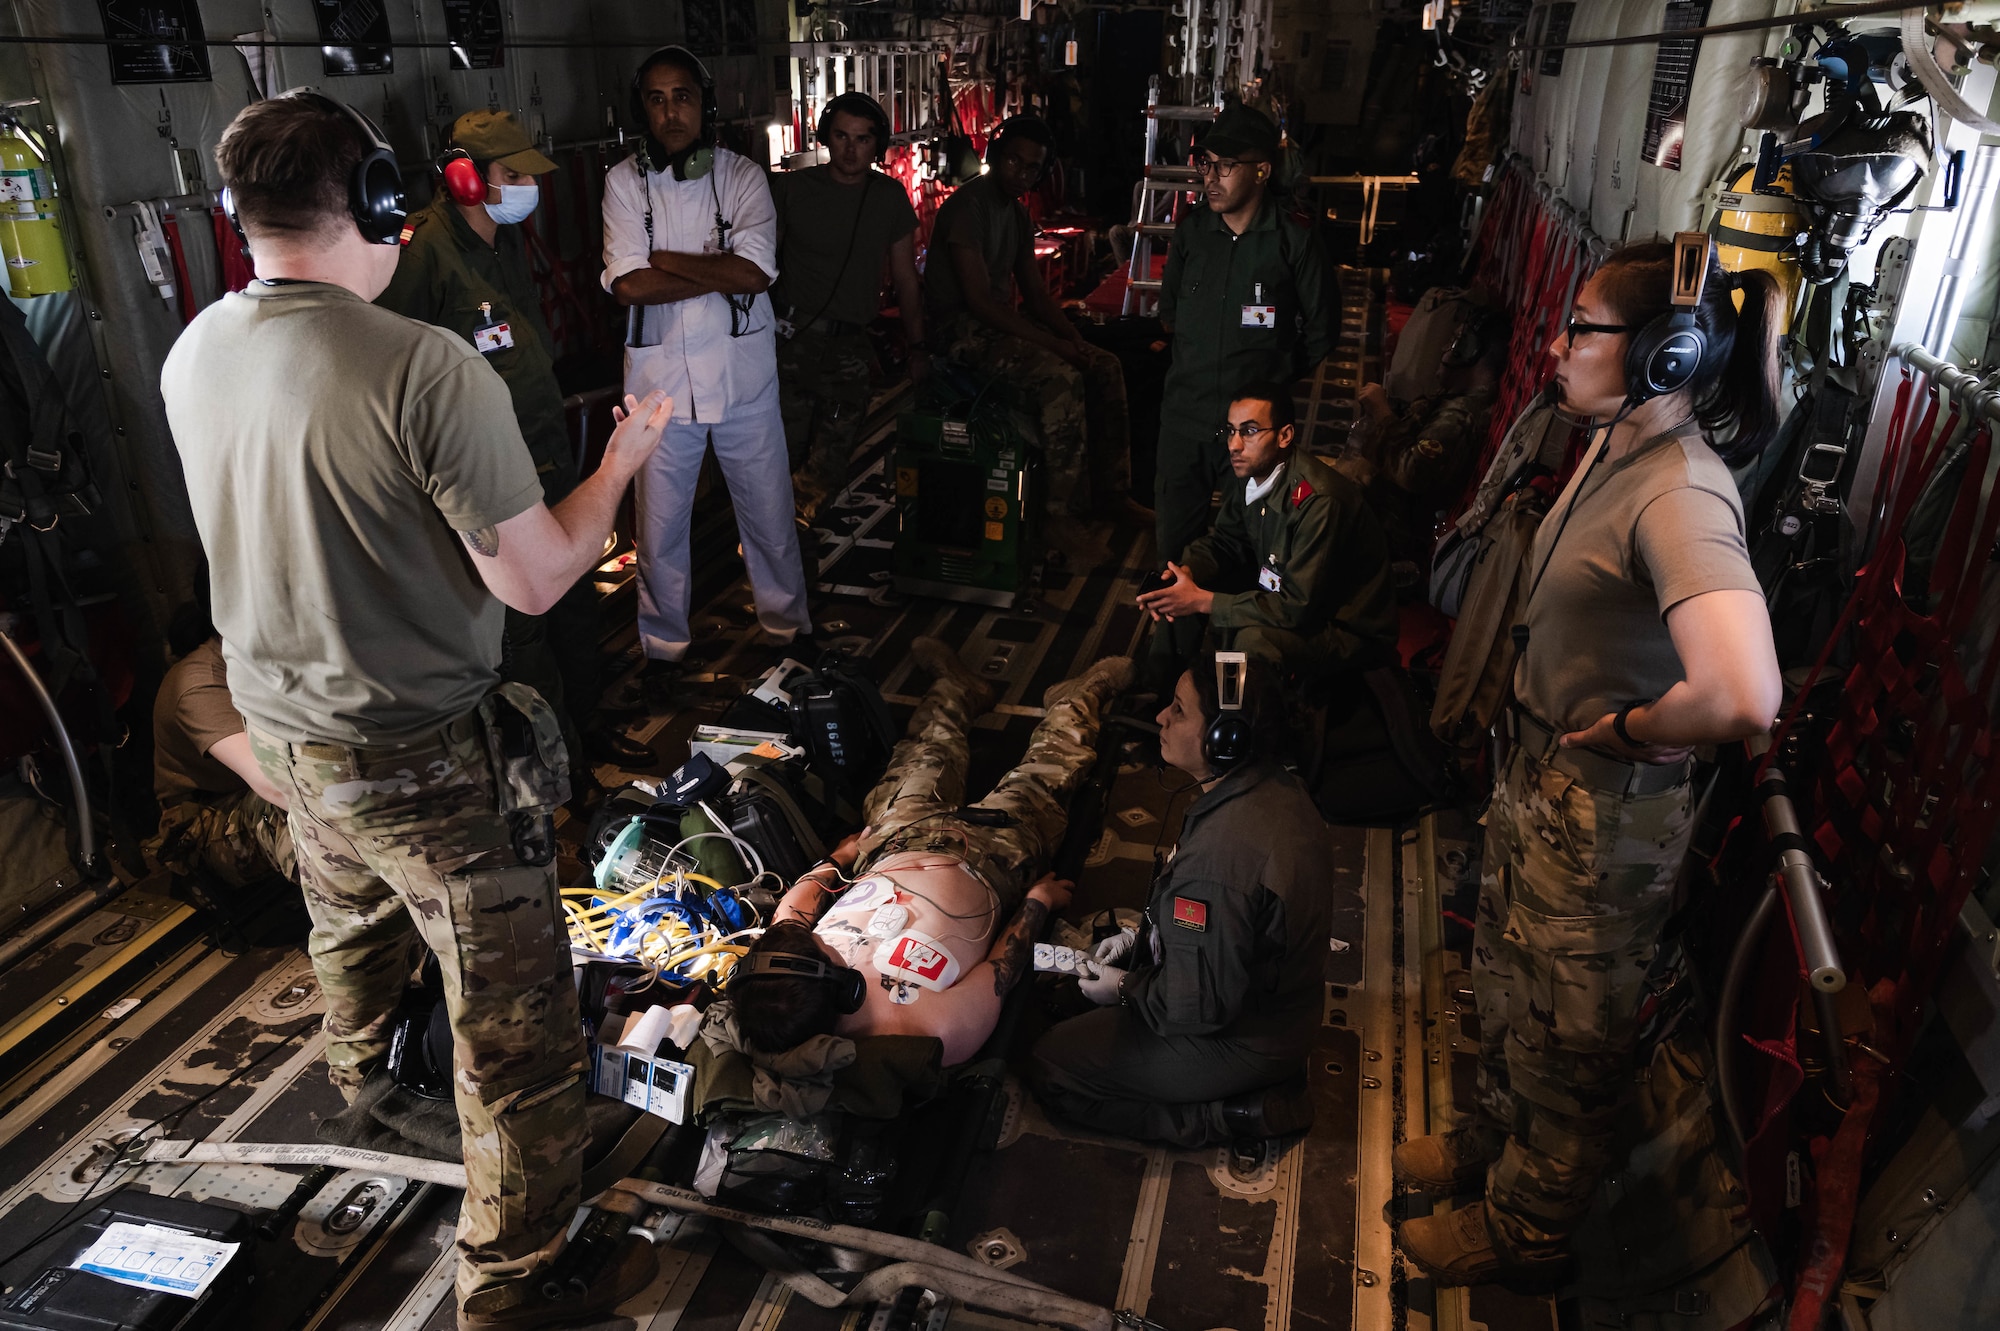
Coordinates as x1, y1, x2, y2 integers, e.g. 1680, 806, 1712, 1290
873, 931, 961, 992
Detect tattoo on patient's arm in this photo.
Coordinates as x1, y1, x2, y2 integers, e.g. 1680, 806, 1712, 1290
459, 526, 499, 557
989, 899, 1048, 997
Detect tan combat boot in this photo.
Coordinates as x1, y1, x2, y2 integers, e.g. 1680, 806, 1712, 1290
1395, 1202, 1569, 1291
1391, 1123, 1502, 1194
457, 1235, 658, 1330
910, 636, 999, 715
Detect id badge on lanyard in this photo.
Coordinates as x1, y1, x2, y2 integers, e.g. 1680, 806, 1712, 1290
1241, 281, 1277, 329
472, 301, 514, 355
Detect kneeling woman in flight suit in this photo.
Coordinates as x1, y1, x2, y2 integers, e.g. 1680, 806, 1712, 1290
1030, 652, 1331, 1148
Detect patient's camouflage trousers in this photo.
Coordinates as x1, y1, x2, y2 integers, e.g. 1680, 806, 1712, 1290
778, 327, 873, 516
249, 708, 584, 1304
146, 791, 296, 888
1470, 742, 1693, 1260
940, 317, 1131, 519
856, 663, 1118, 911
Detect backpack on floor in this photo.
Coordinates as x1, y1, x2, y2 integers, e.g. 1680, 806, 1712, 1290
1310, 667, 1459, 825
787, 652, 898, 798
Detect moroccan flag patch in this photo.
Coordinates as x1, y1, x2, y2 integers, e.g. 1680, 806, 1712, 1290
1172, 897, 1208, 931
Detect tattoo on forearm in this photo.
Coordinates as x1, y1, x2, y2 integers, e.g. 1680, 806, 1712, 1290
990, 898, 1048, 997
460, 526, 499, 557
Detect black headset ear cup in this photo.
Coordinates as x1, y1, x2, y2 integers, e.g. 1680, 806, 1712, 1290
1202, 713, 1251, 771
271, 92, 405, 245
1622, 310, 1707, 404
832, 966, 867, 1014
817, 92, 891, 161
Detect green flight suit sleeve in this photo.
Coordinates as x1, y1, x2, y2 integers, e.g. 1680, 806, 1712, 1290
1180, 482, 1251, 588
1122, 878, 1259, 1036
1207, 483, 1333, 634
1157, 216, 1189, 331
1290, 220, 1334, 371
373, 222, 445, 324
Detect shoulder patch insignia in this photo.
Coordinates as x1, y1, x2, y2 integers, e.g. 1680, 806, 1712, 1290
397, 222, 417, 246
1172, 896, 1208, 931
1290, 479, 1315, 508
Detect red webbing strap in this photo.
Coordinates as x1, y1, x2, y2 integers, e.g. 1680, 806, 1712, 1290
159, 211, 200, 324
210, 207, 256, 294
1787, 980, 1891, 1331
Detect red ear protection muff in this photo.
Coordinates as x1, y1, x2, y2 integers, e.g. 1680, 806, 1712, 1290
817, 92, 891, 161
439, 148, 486, 207
740, 949, 867, 1015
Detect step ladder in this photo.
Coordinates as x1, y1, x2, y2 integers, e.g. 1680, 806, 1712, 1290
1121, 76, 1218, 317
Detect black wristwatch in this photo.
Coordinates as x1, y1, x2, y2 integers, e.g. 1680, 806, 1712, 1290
1613, 703, 1642, 747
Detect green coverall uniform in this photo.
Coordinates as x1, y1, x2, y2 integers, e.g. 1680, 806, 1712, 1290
1155, 200, 1334, 563
375, 192, 595, 767
1166, 449, 1399, 684
1028, 759, 1334, 1146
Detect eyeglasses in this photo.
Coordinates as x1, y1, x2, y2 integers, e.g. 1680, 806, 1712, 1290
1564, 319, 1632, 347
1215, 422, 1277, 442
1191, 153, 1262, 178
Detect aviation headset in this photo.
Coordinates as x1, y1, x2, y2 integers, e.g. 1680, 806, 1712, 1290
437, 147, 486, 208
985, 115, 1056, 184
738, 948, 868, 1015
1621, 232, 1718, 407
220, 89, 406, 245
1201, 651, 1253, 773
817, 91, 892, 160
629, 45, 718, 180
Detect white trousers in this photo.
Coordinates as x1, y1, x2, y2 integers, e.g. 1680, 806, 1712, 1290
633, 400, 811, 661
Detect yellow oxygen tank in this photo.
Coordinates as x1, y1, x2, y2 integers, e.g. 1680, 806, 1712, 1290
0, 113, 72, 297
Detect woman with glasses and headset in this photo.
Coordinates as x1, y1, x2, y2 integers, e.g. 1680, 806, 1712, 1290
1394, 238, 1785, 1289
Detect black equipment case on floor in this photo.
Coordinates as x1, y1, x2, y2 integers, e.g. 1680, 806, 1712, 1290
0, 1191, 253, 1331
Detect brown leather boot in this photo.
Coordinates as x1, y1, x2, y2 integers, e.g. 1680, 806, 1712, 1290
1395, 1202, 1569, 1291
1391, 1123, 1502, 1194
457, 1236, 658, 1330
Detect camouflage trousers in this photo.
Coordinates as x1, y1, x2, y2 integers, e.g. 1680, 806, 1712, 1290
941, 317, 1132, 519
249, 708, 585, 1304
777, 327, 873, 516
854, 666, 1113, 912
145, 791, 297, 888
1471, 740, 1693, 1260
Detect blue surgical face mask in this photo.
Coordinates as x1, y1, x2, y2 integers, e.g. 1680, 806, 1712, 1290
486, 183, 539, 225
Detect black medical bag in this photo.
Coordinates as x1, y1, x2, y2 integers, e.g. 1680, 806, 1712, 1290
784, 654, 897, 798
0, 1191, 252, 1331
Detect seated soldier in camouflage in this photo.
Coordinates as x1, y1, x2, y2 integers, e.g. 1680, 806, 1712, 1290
1338, 306, 1508, 572
731, 638, 1130, 1065
145, 588, 295, 888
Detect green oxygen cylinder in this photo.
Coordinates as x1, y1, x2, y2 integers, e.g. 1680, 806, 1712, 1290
0, 115, 71, 297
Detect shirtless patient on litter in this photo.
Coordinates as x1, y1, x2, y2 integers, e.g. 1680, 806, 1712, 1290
729, 638, 1132, 1065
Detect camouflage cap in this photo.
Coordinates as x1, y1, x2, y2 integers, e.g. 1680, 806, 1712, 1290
449, 109, 557, 174
1197, 104, 1281, 161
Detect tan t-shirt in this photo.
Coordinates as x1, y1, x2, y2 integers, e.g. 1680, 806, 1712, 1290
152, 638, 246, 805
1514, 430, 1763, 734
161, 281, 544, 746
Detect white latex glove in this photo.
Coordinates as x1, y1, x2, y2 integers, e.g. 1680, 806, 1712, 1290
1077, 964, 1126, 1006
1093, 927, 1137, 967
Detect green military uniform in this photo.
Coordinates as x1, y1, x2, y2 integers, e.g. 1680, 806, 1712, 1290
1170, 449, 1398, 683
853, 655, 1129, 910
1156, 199, 1333, 561
375, 182, 596, 772
1029, 758, 1333, 1146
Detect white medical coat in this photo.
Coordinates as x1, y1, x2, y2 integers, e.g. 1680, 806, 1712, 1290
600, 147, 780, 424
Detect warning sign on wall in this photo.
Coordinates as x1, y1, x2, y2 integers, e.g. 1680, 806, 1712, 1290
1642, 0, 1712, 171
